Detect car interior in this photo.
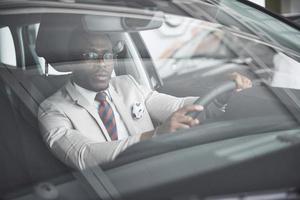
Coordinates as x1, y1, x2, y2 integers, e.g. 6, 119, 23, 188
0, 10, 166, 198
1, 5, 300, 200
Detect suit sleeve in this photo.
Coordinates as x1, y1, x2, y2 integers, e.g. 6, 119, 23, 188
126, 76, 197, 123
38, 100, 141, 170
126, 76, 230, 122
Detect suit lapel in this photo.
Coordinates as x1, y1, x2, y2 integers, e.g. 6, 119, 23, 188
65, 81, 111, 141
108, 85, 138, 136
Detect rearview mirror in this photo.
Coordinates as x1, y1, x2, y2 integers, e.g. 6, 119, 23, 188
83, 12, 163, 32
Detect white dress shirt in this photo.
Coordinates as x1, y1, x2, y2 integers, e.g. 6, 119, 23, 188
73, 82, 130, 140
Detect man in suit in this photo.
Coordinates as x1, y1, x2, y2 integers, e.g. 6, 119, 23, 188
38, 29, 252, 170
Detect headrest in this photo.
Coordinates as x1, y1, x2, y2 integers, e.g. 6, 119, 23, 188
35, 14, 126, 72
36, 14, 83, 71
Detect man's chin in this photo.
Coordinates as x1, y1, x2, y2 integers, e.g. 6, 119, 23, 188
91, 82, 109, 92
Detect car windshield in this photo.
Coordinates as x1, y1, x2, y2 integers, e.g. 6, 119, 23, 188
1, 0, 300, 199
214, 0, 300, 53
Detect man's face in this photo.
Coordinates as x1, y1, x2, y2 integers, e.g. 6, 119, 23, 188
72, 34, 114, 92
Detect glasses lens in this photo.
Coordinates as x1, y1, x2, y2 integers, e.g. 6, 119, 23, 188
103, 52, 114, 62
81, 51, 114, 64
82, 52, 99, 60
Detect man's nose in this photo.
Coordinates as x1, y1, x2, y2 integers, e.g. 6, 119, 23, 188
98, 58, 106, 66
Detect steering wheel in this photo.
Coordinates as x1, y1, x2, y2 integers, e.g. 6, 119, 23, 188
187, 81, 237, 119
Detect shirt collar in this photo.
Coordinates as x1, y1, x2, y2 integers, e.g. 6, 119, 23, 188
73, 82, 110, 105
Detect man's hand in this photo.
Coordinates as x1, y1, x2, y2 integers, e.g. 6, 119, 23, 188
157, 105, 203, 133
230, 72, 252, 92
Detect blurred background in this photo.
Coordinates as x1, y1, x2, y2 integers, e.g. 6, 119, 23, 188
249, 0, 300, 25
249, 0, 300, 13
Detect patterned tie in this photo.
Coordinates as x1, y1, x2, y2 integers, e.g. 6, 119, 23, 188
95, 92, 118, 140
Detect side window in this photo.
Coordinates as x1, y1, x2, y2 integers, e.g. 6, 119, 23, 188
0, 27, 16, 66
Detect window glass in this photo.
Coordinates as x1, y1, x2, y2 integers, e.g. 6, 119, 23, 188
0, 27, 16, 66
220, 0, 300, 53
139, 13, 296, 125
0, 4, 300, 198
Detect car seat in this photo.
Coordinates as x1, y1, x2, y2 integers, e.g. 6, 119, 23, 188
0, 66, 69, 197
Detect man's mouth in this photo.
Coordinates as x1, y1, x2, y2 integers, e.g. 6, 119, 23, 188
94, 73, 109, 81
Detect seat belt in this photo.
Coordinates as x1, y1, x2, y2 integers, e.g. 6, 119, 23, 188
0, 68, 39, 115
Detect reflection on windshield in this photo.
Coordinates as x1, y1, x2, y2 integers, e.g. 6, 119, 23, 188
1, 1, 300, 199
220, 0, 300, 53
271, 52, 300, 90
142, 16, 239, 79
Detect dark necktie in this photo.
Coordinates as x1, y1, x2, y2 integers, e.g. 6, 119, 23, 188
95, 92, 118, 140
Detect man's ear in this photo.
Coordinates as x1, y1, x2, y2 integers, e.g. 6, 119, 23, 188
112, 40, 127, 77
113, 41, 125, 54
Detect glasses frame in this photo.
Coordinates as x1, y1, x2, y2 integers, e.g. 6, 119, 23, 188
81, 50, 115, 65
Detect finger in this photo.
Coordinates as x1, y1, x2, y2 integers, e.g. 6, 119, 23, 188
171, 123, 190, 132
233, 76, 242, 88
177, 114, 198, 124
241, 77, 252, 89
177, 104, 203, 115
176, 118, 200, 130
246, 79, 253, 88
175, 114, 201, 128
168, 116, 200, 132
229, 72, 238, 80
190, 118, 200, 126
237, 75, 252, 89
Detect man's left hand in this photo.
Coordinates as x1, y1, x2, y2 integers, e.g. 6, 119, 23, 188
230, 72, 252, 92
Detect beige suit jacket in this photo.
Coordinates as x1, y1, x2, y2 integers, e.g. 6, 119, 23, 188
38, 75, 196, 170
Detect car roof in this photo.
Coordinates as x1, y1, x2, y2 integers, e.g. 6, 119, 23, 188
0, 0, 158, 9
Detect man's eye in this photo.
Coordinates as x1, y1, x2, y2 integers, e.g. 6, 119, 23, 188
89, 52, 99, 59
103, 53, 113, 60
83, 52, 99, 60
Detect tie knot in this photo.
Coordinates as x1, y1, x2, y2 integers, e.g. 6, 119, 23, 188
95, 92, 107, 102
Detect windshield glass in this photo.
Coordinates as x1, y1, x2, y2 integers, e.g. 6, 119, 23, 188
220, 0, 300, 53
1, 0, 300, 198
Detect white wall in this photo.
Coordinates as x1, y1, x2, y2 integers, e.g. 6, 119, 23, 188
248, 0, 265, 7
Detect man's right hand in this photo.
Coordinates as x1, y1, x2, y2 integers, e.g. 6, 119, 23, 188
157, 105, 203, 133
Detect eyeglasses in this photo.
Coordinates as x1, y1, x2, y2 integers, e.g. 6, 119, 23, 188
81, 51, 114, 65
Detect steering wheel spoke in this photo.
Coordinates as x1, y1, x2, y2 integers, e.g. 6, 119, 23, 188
187, 81, 237, 119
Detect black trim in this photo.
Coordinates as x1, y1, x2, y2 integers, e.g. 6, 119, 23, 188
10, 26, 22, 68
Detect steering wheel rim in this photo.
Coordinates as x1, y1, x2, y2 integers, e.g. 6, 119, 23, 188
187, 81, 237, 119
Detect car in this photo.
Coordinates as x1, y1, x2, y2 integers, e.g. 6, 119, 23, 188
0, 0, 300, 200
